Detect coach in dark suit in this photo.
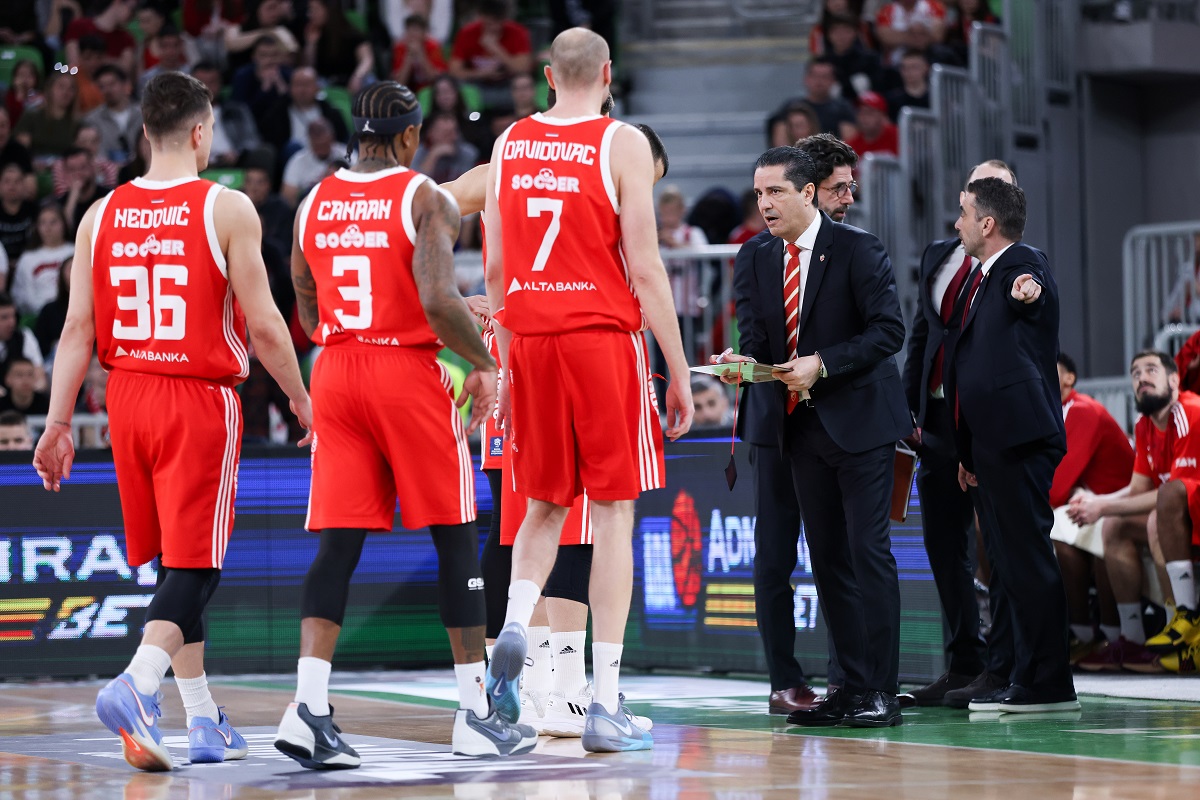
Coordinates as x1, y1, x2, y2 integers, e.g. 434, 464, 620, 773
728, 146, 911, 727
943, 177, 1076, 712
733, 134, 860, 714
900, 161, 1020, 707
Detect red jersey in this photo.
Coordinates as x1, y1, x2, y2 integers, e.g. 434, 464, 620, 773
1133, 391, 1200, 486
299, 166, 440, 352
493, 114, 644, 335
92, 177, 249, 387
1050, 391, 1134, 507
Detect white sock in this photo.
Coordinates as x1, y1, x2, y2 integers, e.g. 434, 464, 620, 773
526, 626, 552, 692
552, 631, 587, 696
591, 642, 623, 715
176, 673, 220, 727
1070, 624, 1094, 643
485, 644, 494, 663
503, 580, 541, 631
1166, 561, 1197, 611
454, 662, 489, 717
1099, 624, 1121, 644
1118, 603, 1145, 644
295, 657, 332, 716
125, 645, 171, 695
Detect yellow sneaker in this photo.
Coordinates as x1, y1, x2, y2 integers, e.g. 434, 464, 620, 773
1145, 607, 1200, 653
1159, 641, 1199, 674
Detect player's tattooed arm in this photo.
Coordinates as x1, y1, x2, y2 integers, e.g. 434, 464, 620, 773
291, 210, 320, 338
413, 182, 495, 371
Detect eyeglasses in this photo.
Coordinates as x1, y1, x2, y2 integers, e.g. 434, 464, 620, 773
823, 181, 858, 198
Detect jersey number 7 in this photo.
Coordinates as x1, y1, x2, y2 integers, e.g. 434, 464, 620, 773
527, 198, 562, 273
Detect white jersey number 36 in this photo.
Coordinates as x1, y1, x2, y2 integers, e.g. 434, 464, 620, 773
110, 264, 188, 340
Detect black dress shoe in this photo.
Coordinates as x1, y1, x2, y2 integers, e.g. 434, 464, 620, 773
898, 693, 917, 709
907, 671, 976, 707
843, 690, 902, 728
786, 688, 856, 727
943, 670, 1009, 709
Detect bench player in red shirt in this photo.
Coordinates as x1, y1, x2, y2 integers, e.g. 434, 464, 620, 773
483, 28, 693, 753
273, 81, 536, 766
1069, 350, 1200, 671
33, 72, 313, 772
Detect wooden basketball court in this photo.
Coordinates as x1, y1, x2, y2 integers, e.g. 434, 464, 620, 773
2, 672, 1197, 799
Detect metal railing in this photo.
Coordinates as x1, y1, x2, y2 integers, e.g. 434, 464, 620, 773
898, 107, 941, 262
1076, 375, 1137, 433
1043, 0, 1077, 94
969, 23, 1013, 163
27, 414, 109, 447
1002, 0, 1044, 140
659, 245, 742, 364
1122, 221, 1200, 365
731, 0, 821, 19
929, 66, 981, 231
1154, 323, 1200, 356
857, 153, 916, 315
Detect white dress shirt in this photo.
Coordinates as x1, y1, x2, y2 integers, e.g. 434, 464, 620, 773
931, 243, 970, 312
783, 210, 824, 357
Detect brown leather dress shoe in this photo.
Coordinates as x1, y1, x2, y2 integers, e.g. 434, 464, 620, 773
769, 685, 820, 714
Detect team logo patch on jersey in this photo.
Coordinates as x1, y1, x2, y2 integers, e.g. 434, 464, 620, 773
489, 436, 504, 457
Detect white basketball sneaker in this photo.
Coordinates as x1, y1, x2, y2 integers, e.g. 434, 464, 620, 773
518, 687, 548, 735
542, 684, 653, 737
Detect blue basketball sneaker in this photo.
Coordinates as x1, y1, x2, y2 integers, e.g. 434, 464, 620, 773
486, 622, 527, 723
95, 673, 173, 771
581, 701, 653, 753
189, 709, 249, 763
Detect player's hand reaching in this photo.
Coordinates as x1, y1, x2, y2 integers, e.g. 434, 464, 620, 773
291, 395, 314, 448
464, 295, 491, 324
33, 423, 75, 492
495, 371, 512, 438
664, 378, 694, 441
460, 366, 498, 435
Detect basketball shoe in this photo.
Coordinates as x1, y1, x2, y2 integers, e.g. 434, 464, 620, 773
519, 687, 548, 734
452, 696, 540, 757
274, 702, 361, 769
1159, 640, 1199, 674
543, 684, 653, 738
581, 701, 653, 753
95, 673, 173, 772
188, 709, 249, 763
1145, 607, 1200, 653
486, 622, 527, 724
1076, 637, 1163, 673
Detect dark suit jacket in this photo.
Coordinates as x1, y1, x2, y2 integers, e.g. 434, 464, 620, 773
259, 99, 351, 153
943, 241, 1066, 469
736, 213, 912, 454
902, 237, 961, 427
734, 229, 774, 446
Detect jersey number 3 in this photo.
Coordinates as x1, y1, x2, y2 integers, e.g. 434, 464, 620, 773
332, 255, 372, 329
110, 264, 188, 341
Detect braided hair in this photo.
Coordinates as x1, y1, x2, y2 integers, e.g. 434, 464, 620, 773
348, 81, 422, 163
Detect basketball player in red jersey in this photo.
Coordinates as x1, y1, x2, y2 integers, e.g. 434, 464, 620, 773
483, 28, 693, 752
274, 81, 536, 766
33, 72, 312, 772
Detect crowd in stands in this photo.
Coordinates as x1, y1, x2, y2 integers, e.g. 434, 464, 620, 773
0, 0, 595, 446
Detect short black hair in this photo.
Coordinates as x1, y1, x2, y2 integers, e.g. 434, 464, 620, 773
966, 176, 1025, 241
479, 0, 509, 19
634, 123, 668, 178
404, 13, 429, 29
79, 34, 108, 54
1057, 352, 1077, 375
754, 146, 818, 194
807, 56, 836, 74
93, 64, 128, 84
142, 71, 212, 140
4, 355, 34, 371
0, 291, 13, 309
251, 33, 280, 54
0, 410, 27, 427
62, 146, 90, 162
900, 48, 930, 62
351, 80, 422, 161
192, 60, 221, 75
796, 133, 859, 186
1131, 350, 1178, 375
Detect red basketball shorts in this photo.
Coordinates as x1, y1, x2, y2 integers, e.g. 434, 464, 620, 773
306, 347, 476, 532
499, 444, 591, 546
107, 370, 243, 569
507, 330, 664, 508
